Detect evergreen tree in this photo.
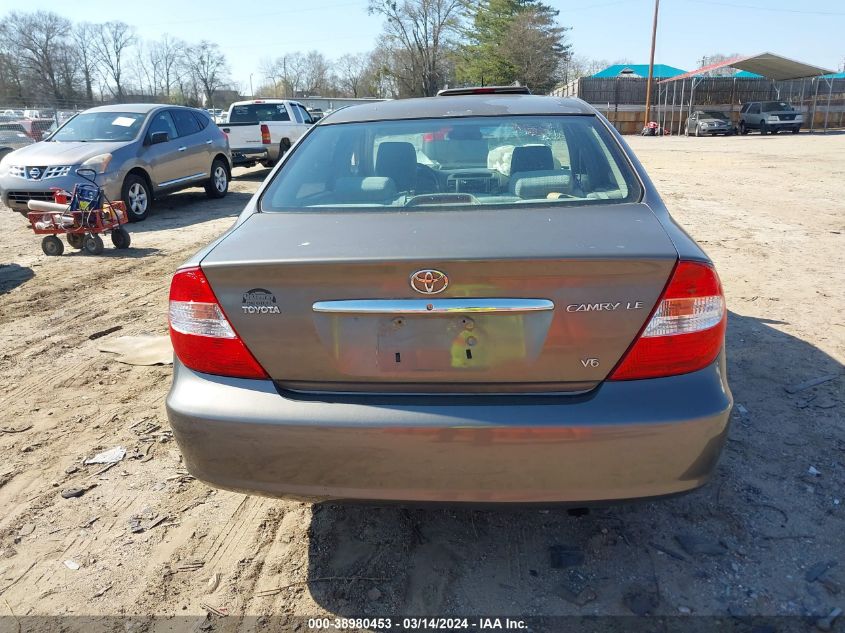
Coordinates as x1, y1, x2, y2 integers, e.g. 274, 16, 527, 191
457, 0, 570, 93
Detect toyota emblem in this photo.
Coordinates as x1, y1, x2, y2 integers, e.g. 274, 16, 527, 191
410, 269, 449, 295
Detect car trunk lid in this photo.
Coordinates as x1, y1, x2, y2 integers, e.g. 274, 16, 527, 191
200, 204, 678, 393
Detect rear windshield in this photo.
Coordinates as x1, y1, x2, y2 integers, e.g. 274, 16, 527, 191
228, 104, 291, 123
763, 102, 793, 112
260, 115, 640, 211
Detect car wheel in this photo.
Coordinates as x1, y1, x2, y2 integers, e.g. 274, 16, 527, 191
739, 121, 748, 135
205, 159, 229, 199
792, 126, 800, 134
83, 234, 104, 255
67, 233, 84, 249
122, 174, 151, 222
111, 227, 131, 249
41, 235, 64, 256
760, 121, 767, 135
771, 128, 779, 135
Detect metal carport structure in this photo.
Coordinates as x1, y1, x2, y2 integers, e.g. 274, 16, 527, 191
654, 53, 837, 135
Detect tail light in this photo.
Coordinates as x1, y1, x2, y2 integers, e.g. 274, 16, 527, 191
609, 261, 726, 380
168, 267, 268, 379
260, 124, 271, 144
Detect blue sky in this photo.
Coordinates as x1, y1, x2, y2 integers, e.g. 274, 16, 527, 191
3, 0, 843, 87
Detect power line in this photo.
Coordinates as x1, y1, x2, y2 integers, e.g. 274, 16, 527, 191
683, 0, 845, 15
135, 1, 366, 28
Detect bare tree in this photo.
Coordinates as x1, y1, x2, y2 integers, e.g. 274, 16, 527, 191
151, 35, 185, 99
301, 50, 330, 95
262, 52, 307, 97
72, 22, 99, 102
336, 53, 369, 97
4, 11, 72, 102
698, 53, 743, 76
132, 41, 156, 96
92, 21, 137, 98
368, 0, 463, 96
184, 40, 229, 108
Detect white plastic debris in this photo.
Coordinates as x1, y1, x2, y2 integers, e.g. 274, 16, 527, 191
807, 465, 821, 477
64, 560, 80, 570
84, 446, 126, 465
736, 403, 749, 415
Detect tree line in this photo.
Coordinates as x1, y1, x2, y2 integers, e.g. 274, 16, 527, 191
0, 11, 230, 109
1, 1, 600, 109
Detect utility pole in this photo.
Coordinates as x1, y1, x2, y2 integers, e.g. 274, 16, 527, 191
643, 0, 660, 128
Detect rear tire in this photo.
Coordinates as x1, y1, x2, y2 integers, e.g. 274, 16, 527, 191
205, 159, 229, 199
111, 227, 131, 249
67, 233, 84, 249
83, 234, 104, 255
41, 235, 64, 256
759, 121, 768, 135
792, 126, 800, 134
122, 174, 151, 222
739, 121, 748, 135
771, 128, 778, 135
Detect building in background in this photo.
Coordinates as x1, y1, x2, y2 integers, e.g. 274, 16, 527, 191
591, 64, 687, 79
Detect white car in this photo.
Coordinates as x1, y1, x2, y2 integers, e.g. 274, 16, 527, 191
218, 99, 314, 168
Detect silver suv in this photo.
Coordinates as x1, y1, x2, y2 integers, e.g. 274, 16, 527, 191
0, 104, 231, 221
739, 101, 803, 135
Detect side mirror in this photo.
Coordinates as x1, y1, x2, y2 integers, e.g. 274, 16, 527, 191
149, 131, 169, 145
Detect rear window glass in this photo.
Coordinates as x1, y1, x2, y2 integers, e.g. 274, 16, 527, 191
763, 102, 793, 112
228, 104, 291, 123
260, 116, 640, 211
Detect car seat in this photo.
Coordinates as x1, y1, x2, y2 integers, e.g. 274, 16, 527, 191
508, 145, 572, 199
375, 142, 417, 192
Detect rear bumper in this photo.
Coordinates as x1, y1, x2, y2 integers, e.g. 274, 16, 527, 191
231, 147, 269, 165
167, 355, 732, 503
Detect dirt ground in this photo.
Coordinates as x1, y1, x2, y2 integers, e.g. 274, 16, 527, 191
0, 134, 843, 631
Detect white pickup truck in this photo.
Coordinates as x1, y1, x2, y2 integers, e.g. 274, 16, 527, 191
219, 99, 315, 168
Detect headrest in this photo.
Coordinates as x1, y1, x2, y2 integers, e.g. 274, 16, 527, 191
510, 170, 572, 199
375, 142, 417, 190
334, 177, 397, 203
510, 145, 554, 173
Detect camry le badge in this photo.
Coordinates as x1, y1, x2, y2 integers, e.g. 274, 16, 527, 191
410, 269, 449, 295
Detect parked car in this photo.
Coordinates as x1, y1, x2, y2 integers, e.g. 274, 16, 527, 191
0, 129, 34, 161
219, 99, 313, 168
0, 103, 231, 221
739, 101, 802, 135
0, 119, 55, 142
306, 107, 324, 121
2, 109, 24, 118
685, 110, 733, 136
166, 87, 732, 504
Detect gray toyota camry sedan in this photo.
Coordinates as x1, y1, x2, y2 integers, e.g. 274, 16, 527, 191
167, 87, 732, 504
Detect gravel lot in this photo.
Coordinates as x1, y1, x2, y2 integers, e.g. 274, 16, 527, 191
0, 134, 843, 630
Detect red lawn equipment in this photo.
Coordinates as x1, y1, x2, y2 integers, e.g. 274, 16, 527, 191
26, 168, 131, 256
